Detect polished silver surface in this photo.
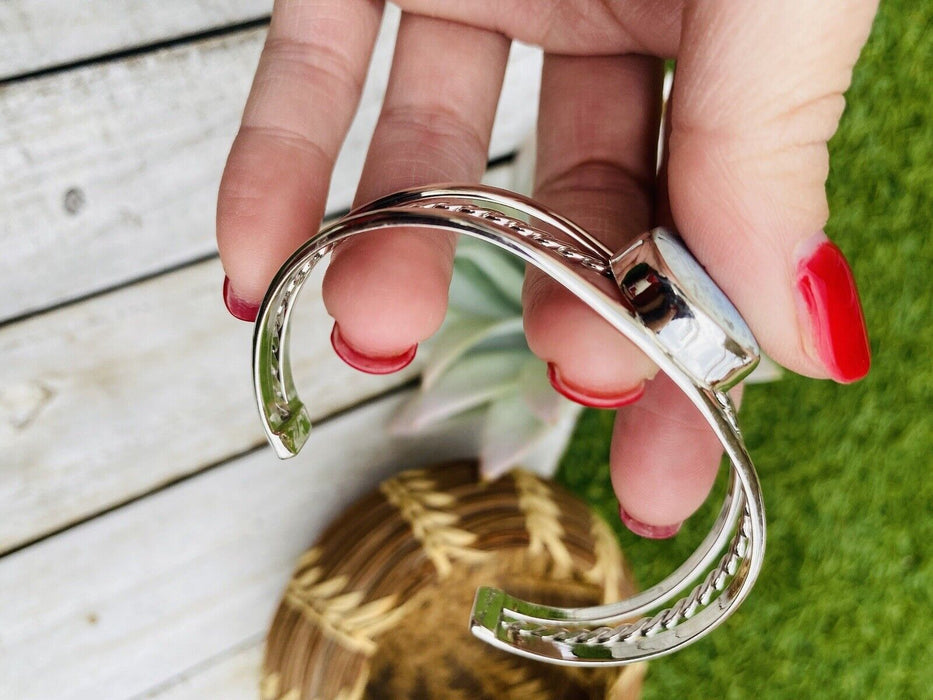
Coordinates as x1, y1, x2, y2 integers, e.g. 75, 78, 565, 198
251, 184, 766, 667
611, 229, 759, 391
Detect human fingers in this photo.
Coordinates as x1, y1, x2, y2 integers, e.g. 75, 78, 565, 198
611, 375, 742, 536
668, 0, 877, 382
523, 53, 663, 406
594, 84, 741, 535
605, 82, 723, 535
394, 0, 683, 57
321, 14, 509, 368
217, 0, 384, 319
612, 0, 877, 535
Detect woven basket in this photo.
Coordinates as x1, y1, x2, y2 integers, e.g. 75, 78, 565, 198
261, 461, 645, 699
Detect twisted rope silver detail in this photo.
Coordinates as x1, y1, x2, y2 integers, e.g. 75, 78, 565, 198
262, 204, 611, 424
414, 201, 612, 276
505, 509, 752, 647
267, 251, 328, 421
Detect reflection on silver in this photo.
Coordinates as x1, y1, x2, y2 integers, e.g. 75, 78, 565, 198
251, 184, 766, 667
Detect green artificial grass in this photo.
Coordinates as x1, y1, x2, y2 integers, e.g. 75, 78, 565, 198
555, 2, 933, 697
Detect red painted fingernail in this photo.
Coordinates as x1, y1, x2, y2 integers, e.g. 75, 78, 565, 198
223, 276, 259, 322
330, 324, 417, 375
547, 364, 646, 409
796, 237, 871, 384
619, 506, 682, 540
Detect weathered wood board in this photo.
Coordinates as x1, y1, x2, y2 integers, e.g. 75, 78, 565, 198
0, 393, 482, 700
0, 8, 541, 322
146, 643, 264, 700
0, 161, 515, 556
147, 643, 265, 700
0, 0, 271, 80
0, 6, 543, 697
0, 256, 410, 554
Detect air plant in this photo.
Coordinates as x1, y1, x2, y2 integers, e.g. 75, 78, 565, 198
389, 145, 780, 479
388, 235, 584, 479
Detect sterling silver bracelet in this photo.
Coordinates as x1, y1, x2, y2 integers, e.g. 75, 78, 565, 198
251, 184, 766, 667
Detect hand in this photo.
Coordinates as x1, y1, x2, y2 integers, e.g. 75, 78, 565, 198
217, 0, 876, 537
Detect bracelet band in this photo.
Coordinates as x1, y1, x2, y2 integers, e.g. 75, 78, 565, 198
251, 185, 766, 666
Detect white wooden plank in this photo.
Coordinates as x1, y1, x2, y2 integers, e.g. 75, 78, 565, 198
0, 1, 272, 80
0, 393, 482, 700
144, 642, 263, 700
0, 256, 414, 555
0, 9, 542, 321
0, 161, 515, 555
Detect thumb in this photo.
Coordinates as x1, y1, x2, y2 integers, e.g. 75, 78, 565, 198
669, 0, 877, 382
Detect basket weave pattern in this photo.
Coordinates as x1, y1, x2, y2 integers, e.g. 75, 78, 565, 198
262, 462, 645, 699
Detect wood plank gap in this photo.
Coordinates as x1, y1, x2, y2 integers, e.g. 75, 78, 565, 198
126, 633, 265, 700
0, 9, 540, 319
0, 248, 219, 331
0, 378, 418, 562
485, 152, 516, 171
0, 16, 271, 87
0, 392, 485, 699
0, 153, 516, 330
0, 162, 520, 554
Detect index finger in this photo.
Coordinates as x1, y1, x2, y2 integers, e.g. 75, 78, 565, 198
217, 0, 384, 318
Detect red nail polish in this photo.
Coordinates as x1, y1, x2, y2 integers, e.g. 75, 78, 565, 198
223, 276, 259, 322
619, 506, 682, 540
547, 364, 646, 409
796, 240, 871, 383
330, 324, 417, 375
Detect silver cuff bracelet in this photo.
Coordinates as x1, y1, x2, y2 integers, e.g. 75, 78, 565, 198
251, 184, 766, 667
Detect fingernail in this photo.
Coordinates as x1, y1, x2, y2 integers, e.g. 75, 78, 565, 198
330, 324, 417, 375
547, 364, 646, 409
619, 505, 682, 540
795, 235, 871, 383
223, 276, 259, 322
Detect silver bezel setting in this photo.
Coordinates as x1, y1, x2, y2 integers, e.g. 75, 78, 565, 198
610, 229, 759, 391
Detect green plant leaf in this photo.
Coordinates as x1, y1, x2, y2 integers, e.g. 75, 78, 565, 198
517, 356, 565, 424
515, 401, 584, 479
479, 393, 552, 478
389, 350, 528, 433
423, 314, 525, 388
453, 236, 525, 308
448, 257, 520, 318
